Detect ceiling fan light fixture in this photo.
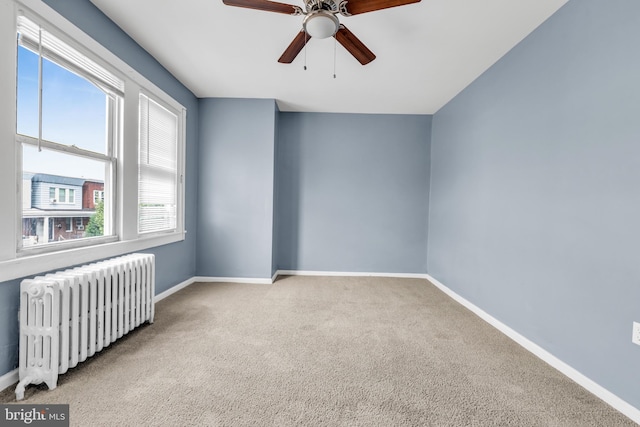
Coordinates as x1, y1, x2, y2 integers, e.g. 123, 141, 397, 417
303, 11, 339, 39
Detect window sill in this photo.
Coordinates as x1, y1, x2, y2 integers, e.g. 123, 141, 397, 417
0, 231, 185, 283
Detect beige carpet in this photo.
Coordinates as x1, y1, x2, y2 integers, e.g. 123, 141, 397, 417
0, 275, 634, 426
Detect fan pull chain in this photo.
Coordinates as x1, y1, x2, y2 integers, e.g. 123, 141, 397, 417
304, 31, 307, 71
333, 36, 337, 79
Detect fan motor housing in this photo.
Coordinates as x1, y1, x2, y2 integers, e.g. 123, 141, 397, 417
303, 10, 340, 38
304, 0, 340, 13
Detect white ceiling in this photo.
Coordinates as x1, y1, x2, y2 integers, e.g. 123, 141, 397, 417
90, 0, 568, 114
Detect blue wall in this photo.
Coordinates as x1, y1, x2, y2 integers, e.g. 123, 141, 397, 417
197, 98, 277, 279
0, 281, 20, 378
276, 113, 431, 274
428, 0, 640, 409
195, 107, 431, 277
0, 0, 199, 377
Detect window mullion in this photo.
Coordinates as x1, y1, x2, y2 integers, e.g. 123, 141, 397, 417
119, 80, 141, 241
103, 93, 117, 237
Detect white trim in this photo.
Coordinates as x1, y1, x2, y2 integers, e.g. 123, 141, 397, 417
271, 270, 279, 283
425, 274, 640, 425
0, 369, 18, 393
0, 231, 184, 283
154, 276, 197, 303
275, 269, 428, 280
193, 276, 274, 285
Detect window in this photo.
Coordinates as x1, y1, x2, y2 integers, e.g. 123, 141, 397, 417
93, 190, 104, 205
138, 94, 179, 234
47, 187, 76, 204
0, 2, 186, 282
17, 14, 118, 247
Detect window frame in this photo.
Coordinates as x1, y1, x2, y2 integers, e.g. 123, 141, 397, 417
93, 190, 104, 205
137, 91, 184, 236
16, 12, 120, 254
0, 0, 186, 283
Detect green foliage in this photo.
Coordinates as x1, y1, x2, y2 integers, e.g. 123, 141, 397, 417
85, 200, 104, 237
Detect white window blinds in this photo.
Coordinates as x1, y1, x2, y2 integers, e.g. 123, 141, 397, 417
17, 15, 124, 97
138, 93, 178, 234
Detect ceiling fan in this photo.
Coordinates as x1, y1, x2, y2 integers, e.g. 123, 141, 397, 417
222, 0, 421, 65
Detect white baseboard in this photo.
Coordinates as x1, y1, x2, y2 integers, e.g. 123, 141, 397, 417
4, 270, 638, 424
275, 270, 428, 280
425, 274, 640, 425
0, 369, 18, 395
191, 270, 427, 285
192, 276, 273, 285
155, 276, 198, 303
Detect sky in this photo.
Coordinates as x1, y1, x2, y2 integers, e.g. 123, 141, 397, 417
17, 45, 108, 182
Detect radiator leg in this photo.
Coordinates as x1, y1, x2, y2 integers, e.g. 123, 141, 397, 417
15, 376, 36, 401
45, 378, 58, 391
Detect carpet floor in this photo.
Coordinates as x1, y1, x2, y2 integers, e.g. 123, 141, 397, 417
0, 275, 634, 426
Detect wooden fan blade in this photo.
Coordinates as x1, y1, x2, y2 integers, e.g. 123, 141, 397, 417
222, 0, 298, 15
343, 0, 421, 15
334, 26, 376, 65
278, 31, 310, 63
